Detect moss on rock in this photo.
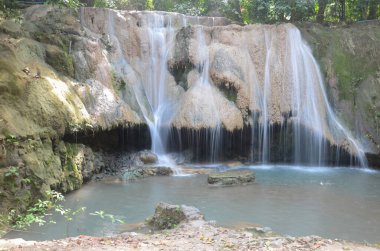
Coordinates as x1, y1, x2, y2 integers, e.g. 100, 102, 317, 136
299, 21, 380, 153
45, 45, 75, 78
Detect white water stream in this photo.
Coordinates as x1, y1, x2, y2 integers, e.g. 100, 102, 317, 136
82, 9, 367, 167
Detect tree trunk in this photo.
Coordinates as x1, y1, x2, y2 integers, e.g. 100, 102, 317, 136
339, 0, 346, 21
317, 0, 327, 22
368, 0, 379, 20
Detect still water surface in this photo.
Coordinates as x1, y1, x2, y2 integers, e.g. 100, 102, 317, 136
6, 165, 380, 243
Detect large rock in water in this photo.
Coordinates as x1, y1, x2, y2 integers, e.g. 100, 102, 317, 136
207, 170, 255, 186
139, 150, 158, 164
148, 202, 204, 230
123, 167, 173, 180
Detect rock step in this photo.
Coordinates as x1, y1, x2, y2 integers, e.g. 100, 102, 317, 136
207, 170, 255, 186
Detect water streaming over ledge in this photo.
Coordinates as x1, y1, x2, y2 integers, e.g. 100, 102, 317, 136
79, 9, 367, 167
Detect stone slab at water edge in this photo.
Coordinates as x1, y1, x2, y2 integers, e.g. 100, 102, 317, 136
207, 170, 255, 186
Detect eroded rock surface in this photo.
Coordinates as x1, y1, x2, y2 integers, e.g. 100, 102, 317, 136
207, 170, 255, 186
147, 202, 204, 230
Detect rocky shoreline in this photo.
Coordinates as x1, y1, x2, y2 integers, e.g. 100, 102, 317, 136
1, 202, 379, 251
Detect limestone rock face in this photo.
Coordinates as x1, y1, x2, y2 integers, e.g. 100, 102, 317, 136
299, 22, 380, 156
3, 6, 363, 158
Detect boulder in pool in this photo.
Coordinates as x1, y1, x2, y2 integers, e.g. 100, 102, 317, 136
124, 167, 173, 180
139, 150, 158, 164
144, 166, 174, 176
148, 202, 204, 230
207, 170, 255, 186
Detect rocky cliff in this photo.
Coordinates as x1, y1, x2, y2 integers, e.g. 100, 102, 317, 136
299, 21, 380, 166
0, 6, 379, 224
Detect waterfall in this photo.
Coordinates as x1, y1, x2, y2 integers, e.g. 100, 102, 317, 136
193, 26, 222, 162
249, 26, 367, 166
135, 13, 183, 171
79, 8, 367, 167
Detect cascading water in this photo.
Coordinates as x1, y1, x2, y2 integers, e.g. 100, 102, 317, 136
249, 26, 367, 166
191, 26, 222, 162
133, 14, 223, 164
136, 13, 178, 169
261, 30, 273, 163
79, 8, 367, 167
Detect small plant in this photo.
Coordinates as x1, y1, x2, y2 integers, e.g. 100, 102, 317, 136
20, 178, 31, 187
4, 166, 19, 178
6, 191, 125, 235
7, 190, 86, 230
9, 199, 50, 229
90, 210, 125, 224
5, 134, 19, 146
55, 205, 86, 221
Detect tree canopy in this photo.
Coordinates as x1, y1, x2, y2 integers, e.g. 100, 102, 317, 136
1, 0, 379, 23
94, 0, 380, 23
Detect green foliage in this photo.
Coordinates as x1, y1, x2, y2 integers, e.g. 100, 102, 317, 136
4, 166, 19, 178
8, 191, 60, 229
5, 134, 19, 146
45, 0, 82, 9
127, 0, 147, 10
94, 0, 129, 9
331, 35, 376, 100
0, 2, 22, 21
1, 0, 379, 22
170, 1, 203, 16
90, 210, 125, 223
4, 190, 125, 235
145, 0, 153, 10
154, 0, 175, 11
93, 0, 148, 9
6, 190, 86, 230
240, 0, 317, 23
221, 0, 243, 22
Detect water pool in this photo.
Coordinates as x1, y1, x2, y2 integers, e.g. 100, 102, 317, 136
6, 165, 380, 243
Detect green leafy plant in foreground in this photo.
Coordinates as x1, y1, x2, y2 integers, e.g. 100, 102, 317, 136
6, 190, 124, 234
7, 190, 85, 230
90, 210, 125, 224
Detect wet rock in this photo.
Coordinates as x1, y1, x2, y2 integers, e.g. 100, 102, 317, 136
255, 226, 273, 234
123, 167, 173, 180
207, 170, 255, 186
148, 202, 204, 230
123, 169, 145, 180
151, 167, 173, 176
140, 166, 173, 177
139, 150, 158, 164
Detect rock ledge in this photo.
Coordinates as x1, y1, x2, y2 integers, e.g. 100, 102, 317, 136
207, 170, 255, 186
